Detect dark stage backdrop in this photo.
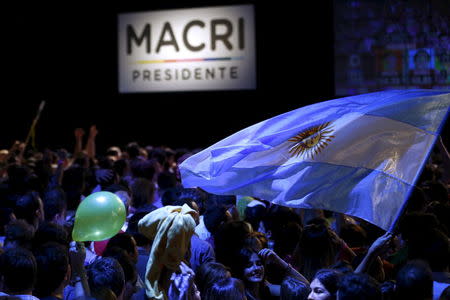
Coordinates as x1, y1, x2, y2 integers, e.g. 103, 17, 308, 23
1, 1, 447, 154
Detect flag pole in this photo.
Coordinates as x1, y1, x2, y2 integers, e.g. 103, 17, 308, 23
388, 107, 450, 233
24, 101, 46, 150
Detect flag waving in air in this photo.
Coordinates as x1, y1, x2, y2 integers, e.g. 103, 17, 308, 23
180, 90, 450, 231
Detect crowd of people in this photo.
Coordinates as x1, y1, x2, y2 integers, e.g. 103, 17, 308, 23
0, 126, 449, 300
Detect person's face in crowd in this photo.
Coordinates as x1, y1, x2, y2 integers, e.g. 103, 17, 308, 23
243, 253, 264, 283
308, 278, 332, 300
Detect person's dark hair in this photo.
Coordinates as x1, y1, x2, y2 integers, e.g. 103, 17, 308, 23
130, 160, 156, 181
6, 164, 31, 195
204, 277, 246, 300
395, 260, 433, 300
33, 242, 69, 298
95, 161, 118, 190
62, 165, 86, 211
104, 233, 138, 264
102, 247, 137, 285
14, 191, 42, 227
262, 205, 302, 253
195, 262, 231, 296
244, 204, 266, 232
408, 228, 449, 272
293, 223, 336, 281
274, 221, 302, 260
126, 212, 151, 247
125, 142, 141, 160
180, 188, 208, 214
215, 221, 253, 268
86, 257, 125, 299
113, 159, 129, 178
0, 247, 37, 294
42, 187, 66, 223
33, 221, 69, 249
280, 276, 310, 300
405, 186, 428, 213
157, 171, 178, 190
130, 178, 154, 209
203, 205, 228, 235
171, 194, 198, 212
174, 148, 190, 163
4, 219, 34, 250
245, 231, 268, 252
330, 260, 353, 274
306, 217, 330, 227
399, 212, 440, 242
262, 205, 301, 234
337, 273, 381, 300
161, 186, 183, 206
104, 183, 130, 195
98, 156, 115, 170
148, 147, 167, 167
339, 223, 367, 248
207, 194, 236, 207
312, 269, 343, 298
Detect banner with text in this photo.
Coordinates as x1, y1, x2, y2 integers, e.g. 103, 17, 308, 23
118, 5, 256, 93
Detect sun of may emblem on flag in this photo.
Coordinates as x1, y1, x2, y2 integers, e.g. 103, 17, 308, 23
288, 121, 335, 159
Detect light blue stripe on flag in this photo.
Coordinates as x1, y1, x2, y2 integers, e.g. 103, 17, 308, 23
180, 89, 450, 231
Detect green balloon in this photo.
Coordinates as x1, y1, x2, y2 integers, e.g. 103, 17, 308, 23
72, 191, 126, 242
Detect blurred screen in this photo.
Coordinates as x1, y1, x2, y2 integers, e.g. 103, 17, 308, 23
334, 0, 450, 96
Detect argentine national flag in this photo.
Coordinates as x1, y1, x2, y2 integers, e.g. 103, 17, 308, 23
180, 90, 450, 231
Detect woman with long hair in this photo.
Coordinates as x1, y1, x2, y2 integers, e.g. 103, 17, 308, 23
230, 247, 309, 300
307, 269, 343, 300
204, 277, 247, 300
292, 223, 337, 281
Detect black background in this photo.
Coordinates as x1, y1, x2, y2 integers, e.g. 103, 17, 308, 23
4, 1, 445, 154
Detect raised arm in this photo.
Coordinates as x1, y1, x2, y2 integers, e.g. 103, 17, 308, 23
259, 248, 309, 285
355, 232, 393, 274
85, 125, 98, 161
168, 261, 199, 300
69, 241, 91, 300
74, 128, 85, 156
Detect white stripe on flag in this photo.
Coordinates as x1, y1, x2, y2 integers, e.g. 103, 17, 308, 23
232, 112, 435, 184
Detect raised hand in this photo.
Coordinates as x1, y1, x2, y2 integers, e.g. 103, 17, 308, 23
69, 241, 86, 274
168, 262, 198, 300
367, 232, 393, 256
74, 128, 85, 138
259, 248, 285, 268
88, 125, 98, 138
